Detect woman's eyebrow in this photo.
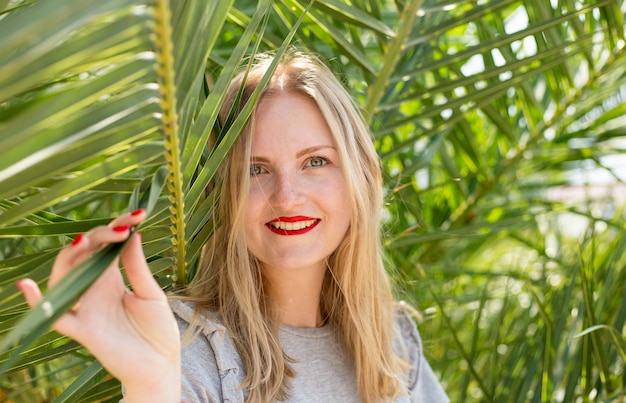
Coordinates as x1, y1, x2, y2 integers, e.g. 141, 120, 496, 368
295, 145, 336, 158
250, 156, 270, 163
250, 145, 336, 162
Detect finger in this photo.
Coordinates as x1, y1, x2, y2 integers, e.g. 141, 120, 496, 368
49, 227, 129, 288
83, 208, 146, 253
17, 278, 43, 308
107, 208, 147, 230
53, 208, 146, 265
16, 278, 82, 339
122, 232, 165, 301
49, 210, 146, 288
50, 233, 88, 287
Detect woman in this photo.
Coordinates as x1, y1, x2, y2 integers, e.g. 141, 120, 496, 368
18, 49, 448, 402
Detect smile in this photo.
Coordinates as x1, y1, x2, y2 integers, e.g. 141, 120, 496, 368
266, 216, 321, 235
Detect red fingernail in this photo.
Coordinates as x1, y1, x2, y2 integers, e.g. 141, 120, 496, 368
113, 225, 130, 232
71, 234, 83, 246
16, 280, 24, 293
131, 208, 145, 216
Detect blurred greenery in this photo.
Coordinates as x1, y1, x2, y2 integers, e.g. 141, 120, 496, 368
1, 0, 625, 401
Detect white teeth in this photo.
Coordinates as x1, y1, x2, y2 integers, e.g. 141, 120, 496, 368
270, 219, 316, 230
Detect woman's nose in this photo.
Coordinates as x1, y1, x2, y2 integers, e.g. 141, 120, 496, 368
269, 171, 304, 208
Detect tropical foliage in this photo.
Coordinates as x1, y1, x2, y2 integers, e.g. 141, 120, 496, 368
1, 0, 625, 401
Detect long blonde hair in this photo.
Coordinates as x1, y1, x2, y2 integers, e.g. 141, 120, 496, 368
184, 49, 406, 402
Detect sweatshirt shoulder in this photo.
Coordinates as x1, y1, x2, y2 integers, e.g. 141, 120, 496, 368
393, 303, 449, 402
169, 299, 247, 402
170, 300, 225, 331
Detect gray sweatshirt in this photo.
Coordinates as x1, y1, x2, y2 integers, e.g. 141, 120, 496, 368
171, 300, 449, 402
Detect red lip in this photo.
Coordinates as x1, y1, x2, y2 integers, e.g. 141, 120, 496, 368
268, 216, 315, 223
266, 216, 320, 236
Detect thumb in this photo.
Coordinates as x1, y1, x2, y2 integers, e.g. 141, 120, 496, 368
122, 232, 165, 301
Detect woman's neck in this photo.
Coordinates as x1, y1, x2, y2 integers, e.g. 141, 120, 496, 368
262, 264, 327, 328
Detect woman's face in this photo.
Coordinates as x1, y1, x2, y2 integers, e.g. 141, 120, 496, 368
244, 92, 351, 274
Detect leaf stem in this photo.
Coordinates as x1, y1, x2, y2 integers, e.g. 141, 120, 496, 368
152, 0, 186, 284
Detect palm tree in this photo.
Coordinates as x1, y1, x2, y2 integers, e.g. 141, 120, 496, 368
1, 0, 625, 401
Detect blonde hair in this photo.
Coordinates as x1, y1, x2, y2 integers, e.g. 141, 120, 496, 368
183, 49, 406, 402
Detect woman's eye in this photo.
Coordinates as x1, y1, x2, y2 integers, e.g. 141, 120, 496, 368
308, 156, 328, 167
250, 164, 265, 176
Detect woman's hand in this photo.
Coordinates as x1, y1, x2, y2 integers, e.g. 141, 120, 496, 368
17, 209, 181, 402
